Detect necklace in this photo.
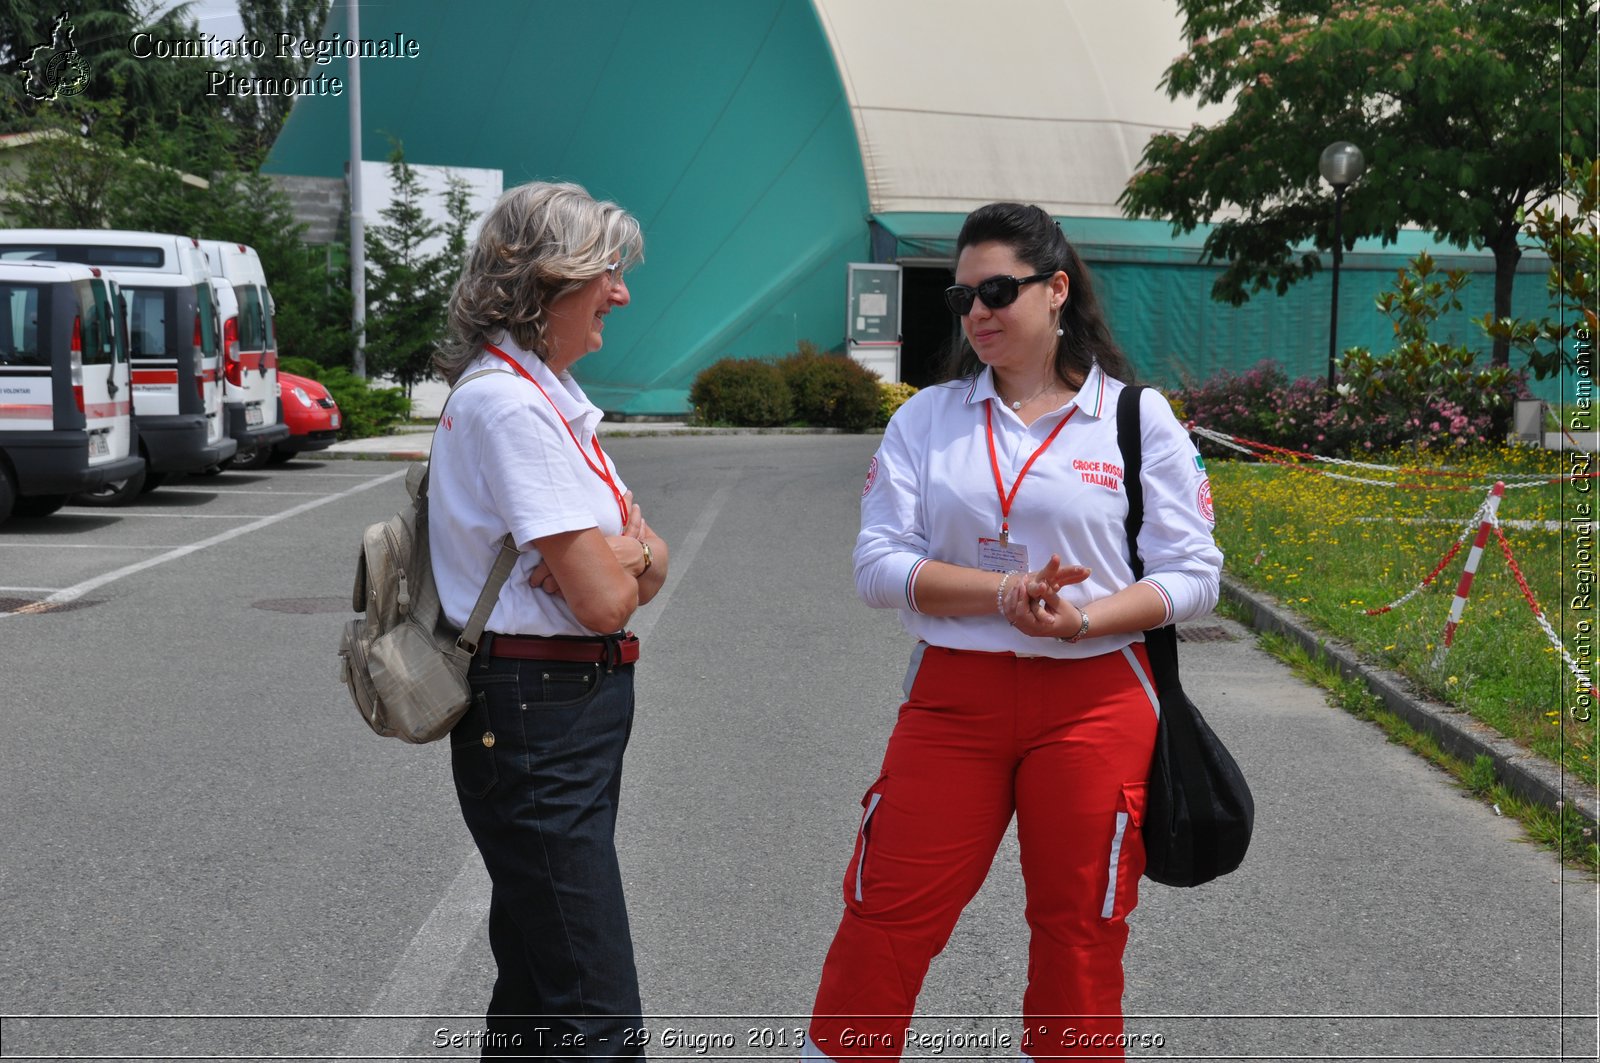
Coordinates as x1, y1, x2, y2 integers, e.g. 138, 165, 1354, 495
998, 378, 1056, 410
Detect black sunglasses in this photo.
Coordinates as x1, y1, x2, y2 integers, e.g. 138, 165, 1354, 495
944, 272, 1054, 316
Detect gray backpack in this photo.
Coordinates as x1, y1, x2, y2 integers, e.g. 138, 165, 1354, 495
337, 371, 518, 742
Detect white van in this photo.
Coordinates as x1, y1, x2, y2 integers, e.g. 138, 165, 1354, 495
0, 230, 277, 488
0, 261, 142, 523
199, 240, 286, 467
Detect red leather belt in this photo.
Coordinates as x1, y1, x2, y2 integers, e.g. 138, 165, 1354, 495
484, 631, 640, 667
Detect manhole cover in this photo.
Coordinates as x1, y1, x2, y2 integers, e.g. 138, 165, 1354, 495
0, 595, 101, 615
252, 597, 351, 614
1177, 625, 1237, 643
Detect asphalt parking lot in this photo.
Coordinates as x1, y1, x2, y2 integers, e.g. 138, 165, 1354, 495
1, 437, 1595, 1061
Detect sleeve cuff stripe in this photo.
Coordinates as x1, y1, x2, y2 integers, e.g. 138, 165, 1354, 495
905, 557, 931, 614
1141, 577, 1175, 625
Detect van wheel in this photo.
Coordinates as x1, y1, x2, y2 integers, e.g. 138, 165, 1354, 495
232, 445, 272, 471
0, 467, 14, 524
12, 494, 68, 518
71, 467, 148, 506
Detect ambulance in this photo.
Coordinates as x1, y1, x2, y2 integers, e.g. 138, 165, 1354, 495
0, 230, 272, 492
0, 260, 141, 523
198, 240, 287, 466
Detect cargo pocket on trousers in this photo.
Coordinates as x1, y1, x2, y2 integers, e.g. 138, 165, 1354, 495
847, 774, 889, 907
449, 690, 500, 801
1100, 781, 1147, 920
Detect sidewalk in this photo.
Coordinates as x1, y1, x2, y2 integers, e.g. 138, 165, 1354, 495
323, 421, 840, 459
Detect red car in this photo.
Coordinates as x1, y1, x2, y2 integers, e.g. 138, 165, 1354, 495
231, 370, 340, 468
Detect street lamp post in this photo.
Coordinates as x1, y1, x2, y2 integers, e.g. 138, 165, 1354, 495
1319, 141, 1365, 408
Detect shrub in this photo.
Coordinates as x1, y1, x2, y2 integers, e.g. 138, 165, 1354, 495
279, 356, 410, 439
688, 358, 793, 426
778, 343, 881, 431
877, 381, 918, 426
1170, 360, 1291, 456
1174, 254, 1521, 458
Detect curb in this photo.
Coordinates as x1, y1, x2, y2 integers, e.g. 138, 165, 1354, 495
322, 425, 862, 461
1221, 574, 1600, 833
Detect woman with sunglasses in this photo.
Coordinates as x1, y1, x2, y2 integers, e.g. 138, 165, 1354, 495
804, 202, 1221, 1061
428, 181, 668, 1058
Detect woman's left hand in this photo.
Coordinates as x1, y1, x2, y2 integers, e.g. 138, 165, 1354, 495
528, 493, 655, 596
1003, 554, 1089, 638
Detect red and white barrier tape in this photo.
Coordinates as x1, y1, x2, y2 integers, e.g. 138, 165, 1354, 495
1188, 424, 1590, 492
1433, 482, 1506, 666
1363, 514, 1478, 616
1492, 522, 1600, 700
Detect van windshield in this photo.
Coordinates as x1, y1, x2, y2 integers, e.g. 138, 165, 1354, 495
0, 283, 43, 365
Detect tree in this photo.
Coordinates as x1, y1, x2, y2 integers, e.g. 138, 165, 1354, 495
0, 99, 353, 367
1120, 0, 1598, 375
1485, 156, 1600, 377
363, 145, 449, 394
228, 0, 331, 165
1, 2, 227, 148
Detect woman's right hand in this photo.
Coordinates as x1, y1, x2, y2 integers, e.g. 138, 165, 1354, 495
1003, 554, 1090, 636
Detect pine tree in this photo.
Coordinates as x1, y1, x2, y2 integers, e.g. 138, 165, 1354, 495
363, 145, 447, 394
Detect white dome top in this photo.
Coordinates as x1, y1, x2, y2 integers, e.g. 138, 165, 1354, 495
811, 0, 1226, 216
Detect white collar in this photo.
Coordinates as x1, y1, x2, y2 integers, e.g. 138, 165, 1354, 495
965, 362, 1113, 419
482, 335, 604, 438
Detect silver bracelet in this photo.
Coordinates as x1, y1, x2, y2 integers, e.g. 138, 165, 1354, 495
1060, 607, 1091, 643
996, 571, 1014, 615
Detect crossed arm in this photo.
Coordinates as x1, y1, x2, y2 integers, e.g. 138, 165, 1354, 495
525, 490, 669, 633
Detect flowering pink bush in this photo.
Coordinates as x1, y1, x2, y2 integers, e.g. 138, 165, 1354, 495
1172, 254, 1522, 458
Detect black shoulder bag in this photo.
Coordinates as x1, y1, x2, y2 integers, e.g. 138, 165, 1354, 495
1117, 384, 1254, 888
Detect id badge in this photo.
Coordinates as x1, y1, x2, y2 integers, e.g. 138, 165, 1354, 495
978, 537, 1030, 573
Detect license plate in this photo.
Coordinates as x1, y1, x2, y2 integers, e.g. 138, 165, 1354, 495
246, 404, 264, 426
89, 433, 109, 458
330, 412, 340, 429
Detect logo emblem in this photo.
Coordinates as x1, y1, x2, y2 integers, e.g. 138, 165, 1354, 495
18, 11, 89, 101
1197, 478, 1214, 523
862, 455, 878, 496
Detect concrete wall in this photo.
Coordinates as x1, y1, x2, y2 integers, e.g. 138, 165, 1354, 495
266, 174, 345, 245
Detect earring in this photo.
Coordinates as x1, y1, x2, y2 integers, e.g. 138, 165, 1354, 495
1056, 327, 1064, 336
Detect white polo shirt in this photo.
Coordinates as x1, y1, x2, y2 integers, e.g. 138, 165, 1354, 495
428, 337, 629, 636
855, 363, 1222, 657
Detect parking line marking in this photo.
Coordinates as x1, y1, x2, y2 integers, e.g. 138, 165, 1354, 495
52, 513, 271, 520
344, 472, 740, 1055
0, 470, 406, 619
0, 586, 61, 593
0, 544, 192, 550
153, 488, 331, 496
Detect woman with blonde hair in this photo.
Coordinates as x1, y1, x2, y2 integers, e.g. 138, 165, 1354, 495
429, 180, 667, 1058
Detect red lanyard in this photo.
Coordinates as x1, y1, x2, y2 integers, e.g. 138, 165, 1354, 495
485, 344, 629, 529
984, 401, 1076, 543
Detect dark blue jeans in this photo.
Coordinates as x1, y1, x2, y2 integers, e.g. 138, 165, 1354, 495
450, 650, 644, 1061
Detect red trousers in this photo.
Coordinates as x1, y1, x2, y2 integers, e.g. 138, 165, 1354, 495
806, 644, 1158, 1062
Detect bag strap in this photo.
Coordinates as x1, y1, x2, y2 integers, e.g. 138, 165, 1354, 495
456, 536, 518, 655
427, 367, 522, 656
1116, 384, 1147, 579
1116, 384, 1184, 693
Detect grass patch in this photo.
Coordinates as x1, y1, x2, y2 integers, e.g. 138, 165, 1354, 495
1254, 631, 1599, 874
1211, 446, 1598, 789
